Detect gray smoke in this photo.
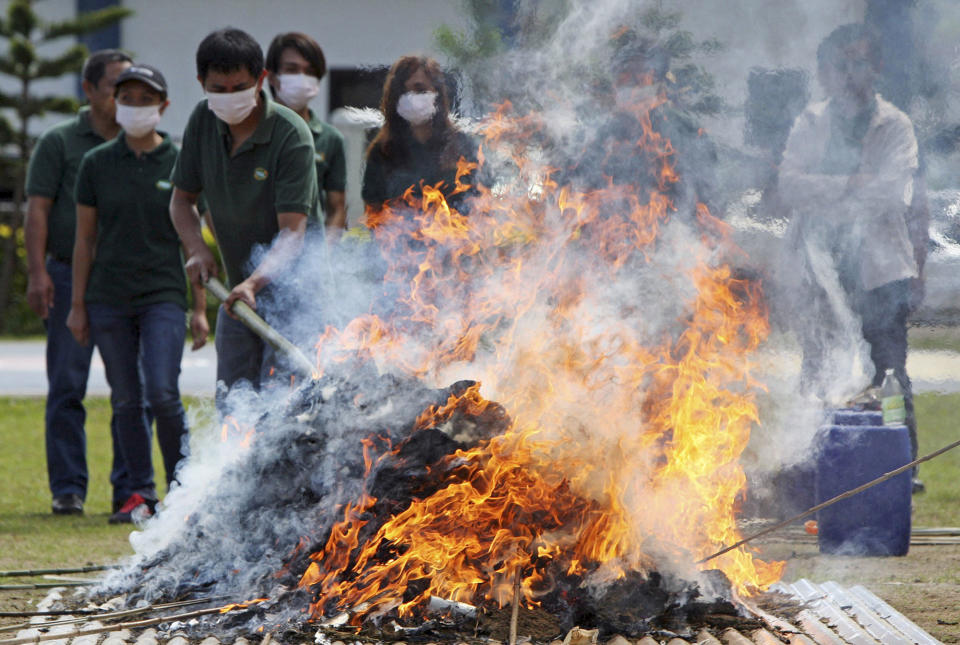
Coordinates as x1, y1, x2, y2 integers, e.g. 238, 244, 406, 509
94, 0, 960, 628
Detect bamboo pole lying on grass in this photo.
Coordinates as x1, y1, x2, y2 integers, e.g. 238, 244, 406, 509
0, 566, 113, 578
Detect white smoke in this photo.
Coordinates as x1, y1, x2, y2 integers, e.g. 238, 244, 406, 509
94, 0, 953, 627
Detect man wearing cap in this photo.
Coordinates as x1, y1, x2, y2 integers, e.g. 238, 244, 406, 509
24, 49, 131, 516
170, 27, 319, 404
67, 63, 208, 523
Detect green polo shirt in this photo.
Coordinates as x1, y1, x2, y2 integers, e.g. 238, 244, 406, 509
74, 133, 187, 310
25, 107, 108, 262
307, 110, 346, 214
172, 93, 319, 287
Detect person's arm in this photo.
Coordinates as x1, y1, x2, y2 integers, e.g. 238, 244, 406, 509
325, 190, 347, 238
66, 204, 97, 345
842, 116, 919, 215
361, 150, 389, 226
23, 196, 54, 318
324, 134, 348, 237
170, 187, 218, 288
778, 107, 848, 210
189, 281, 209, 350
225, 212, 306, 311
24, 131, 64, 319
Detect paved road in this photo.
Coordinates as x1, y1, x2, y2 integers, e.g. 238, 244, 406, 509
0, 340, 217, 396
1, 340, 958, 397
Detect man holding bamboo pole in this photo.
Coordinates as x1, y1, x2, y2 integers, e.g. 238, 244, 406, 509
169, 28, 319, 407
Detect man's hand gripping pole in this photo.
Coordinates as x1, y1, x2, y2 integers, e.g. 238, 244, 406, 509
204, 277, 317, 381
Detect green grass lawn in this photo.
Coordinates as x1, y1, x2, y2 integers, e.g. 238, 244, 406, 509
0, 397, 216, 575
908, 324, 960, 353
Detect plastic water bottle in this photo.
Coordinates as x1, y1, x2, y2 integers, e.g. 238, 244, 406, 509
880, 368, 906, 425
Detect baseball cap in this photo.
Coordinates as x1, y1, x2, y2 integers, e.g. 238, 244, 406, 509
115, 64, 168, 96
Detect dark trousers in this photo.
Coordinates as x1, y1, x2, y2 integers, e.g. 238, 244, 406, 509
858, 279, 918, 460
44, 259, 127, 502
88, 301, 189, 497
214, 305, 284, 410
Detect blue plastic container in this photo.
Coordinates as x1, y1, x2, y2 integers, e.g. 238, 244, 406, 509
831, 409, 883, 426
816, 424, 912, 556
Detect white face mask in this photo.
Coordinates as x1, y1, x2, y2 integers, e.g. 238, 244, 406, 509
206, 85, 258, 124
275, 73, 319, 111
396, 91, 438, 125
115, 103, 162, 138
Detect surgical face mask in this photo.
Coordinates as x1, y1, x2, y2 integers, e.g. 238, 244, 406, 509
275, 73, 319, 111
115, 103, 162, 138
396, 91, 438, 125
206, 85, 258, 124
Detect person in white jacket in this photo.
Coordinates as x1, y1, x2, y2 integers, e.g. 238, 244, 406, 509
778, 24, 926, 491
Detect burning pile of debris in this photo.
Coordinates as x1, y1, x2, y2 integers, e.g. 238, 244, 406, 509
86, 14, 790, 643
89, 364, 783, 643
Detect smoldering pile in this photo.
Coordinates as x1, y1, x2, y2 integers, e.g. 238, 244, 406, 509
81, 360, 773, 643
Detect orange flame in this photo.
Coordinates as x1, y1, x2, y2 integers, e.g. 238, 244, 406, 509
299, 99, 782, 620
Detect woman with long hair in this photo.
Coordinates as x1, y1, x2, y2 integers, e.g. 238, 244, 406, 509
362, 55, 477, 215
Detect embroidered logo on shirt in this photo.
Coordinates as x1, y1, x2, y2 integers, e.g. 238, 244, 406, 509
254, 167, 269, 181
315, 152, 326, 163
156, 179, 172, 190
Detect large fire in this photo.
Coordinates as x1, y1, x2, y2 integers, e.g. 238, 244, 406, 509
298, 96, 784, 623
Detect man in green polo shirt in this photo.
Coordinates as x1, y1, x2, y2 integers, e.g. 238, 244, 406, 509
170, 27, 319, 402
24, 49, 132, 516
265, 32, 347, 236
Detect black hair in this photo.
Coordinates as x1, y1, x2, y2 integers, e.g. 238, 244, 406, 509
817, 23, 881, 71
265, 32, 326, 79
196, 27, 264, 81
81, 49, 132, 87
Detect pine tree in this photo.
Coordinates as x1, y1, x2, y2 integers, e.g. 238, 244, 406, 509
0, 0, 131, 334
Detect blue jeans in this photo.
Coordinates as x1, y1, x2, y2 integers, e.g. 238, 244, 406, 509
87, 300, 189, 497
44, 259, 127, 501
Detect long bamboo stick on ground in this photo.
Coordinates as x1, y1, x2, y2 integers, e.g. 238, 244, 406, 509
0, 566, 113, 578
0, 583, 88, 591
698, 436, 960, 564
0, 598, 225, 633
0, 601, 263, 645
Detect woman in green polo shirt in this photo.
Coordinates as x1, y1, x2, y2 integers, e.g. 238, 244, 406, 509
66, 64, 208, 524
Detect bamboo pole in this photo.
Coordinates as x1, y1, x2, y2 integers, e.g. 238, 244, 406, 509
0, 598, 224, 633
509, 563, 522, 645
0, 583, 88, 591
0, 566, 113, 578
698, 436, 960, 564
205, 277, 317, 379
0, 601, 262, 645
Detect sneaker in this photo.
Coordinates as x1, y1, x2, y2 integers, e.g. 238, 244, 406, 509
912, 478, 926, 494
52, 494, 83, 515
108, 493, 157, 524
